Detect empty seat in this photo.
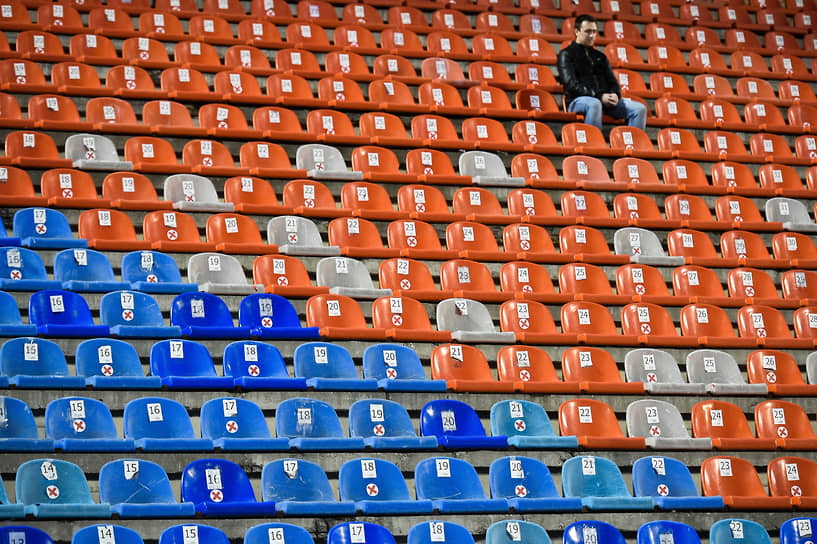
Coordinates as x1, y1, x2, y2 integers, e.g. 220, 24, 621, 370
244, 524, 313, 544
75, 338, 161, 390
276, 397, 364, 451
408, 522, 474, 544
292, 341, 375, 391
237, 293, 318, 340
436, 298, 514, 343
349, 398, 438, 450
78, 209, 149, 252
28, 290, 108, 338
53, 248, 129, 292
123, 397, 213, 451
327, 523, 395, 544
632, 457, 724, 511
420, 398, 507, 450
0, 396, 54, 451
181, 458, 275, 516
187, 252, 262, 294
121, 250, 197, 294
315, 256, 390, 299
700, 457, 790, 509
45, 396, 134, 452
159, 526, 228, 544
560, 301, 624, 345
693, 399, 775, 450
710, 519, 772, 544
72, 525, 143, 544
459, 151, 525, 186
15, 459, 111, 518
563, 521, 626, 544
614, 227, 684, 265
490, 399, 578, 449
624, 348, 705, 394
101, 460, 196, 517
14, 207, 87, 249
164, 174, 234, 212
267, 216, 340, 256
306, 293, 386, 340
562, 456, 654, 511
756, 397, 817, 452
99, 290, 178, 338
296, 144, 363, 180
562, 346, 644, 394
361, 343, 446, 392
559, 398, 645, 449
261, 458, 355, 515
489, 455, 581, 513
171, 291, 251, 338
150, 338, 234, 390
414, 457, 508, 513
339, 457, 433, 515
64, 133, 131, 171
205, 213, 277, 255
0, 246, 60, 291
687, 349, 768, 394
627, 399, 711, 449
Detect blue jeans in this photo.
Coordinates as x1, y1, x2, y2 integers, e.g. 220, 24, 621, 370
568, 96, 647, 132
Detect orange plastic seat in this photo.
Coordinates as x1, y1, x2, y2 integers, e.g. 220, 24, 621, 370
779, 80, 817, 105
223, 45, 272, 74
558, 262, 618, 303
253, 254, 326, 298
380, 28, 425, 55
452, 187, 506, 223
559, 225, 625, 264
27, 94, 88, 131
700, 455, 791, 509
285, 22, 331, 49
782, 269, 817, 303
0, 59, 53, 94
689, 47, 731, 74
4, 130, 71, 168
657, 128, 714, 162
497, 344, 574, 393
418, 82, 472, 116
66, 33, 118, 65
198, 103, 256, 140
466, 84, 514, 117
367, 79, 422, 114
426, 30, 471, 57
213, 70, 266, 102
644, 23, 683, 46
560, 300, 626, 345
410, 115, 462, 149
16, 30, 69, 62
720, 230, 776, 267
439, 259, 505, 303
85, 97, 140, 134
767, 456, 817, 508
693, 400, 776, 450
662, 159, 709, 188
795, 135, 817, 163
430, 8, 470, 31
609, 128, 667, 160
510, 119, 560, 154
237, 20, 284, 47
124, 136, 185, 174
510, 153, 560, 185
664, 194, 718, 229
700, 98, 746, 130
693, 74, 736, 99
0, 0, 35, 31
714, 196, 767, 231
295, 0, 336, 24
646, 44, 688, 72
239, 141, 302, 179
40, 168, 106, 208
223, 176, 290, 216
672, 264, 728, 304
50, 62, 104, 96
350, 146, 414, 184
305, 110, 366, 146
654, 96, 706, 129
371, 54, 418, 80
371, 295, 450, 343
506, 188, 558, 221
612, 193, 665, 228
560, 190, 617, 226
749, 352, 815, 397
282, 179, 346, 218
516, 63, 559, 89
328, 216, 396, 259
142, 210, 214, 253
201, 0, 244, 18
341, 3, 382, 25
561, 155, 612, 185
0, 166, 45, 206
333, 24, 379, 53
101, 171, 170, 211
446, 221, 507, 261
606, 42, 647, 69
685, 26, 721, 49
616, 263, 675, 305
266, 73, 321, 108
378, 257, 449, 301
252, 107, 309, 142
358, 112, 417, 147
206, 213, 277, 255
736, 304, 803, 348
182, 139, 242, 177
395, 184, 456, 223
679, 302, 751, 347
306, 293, 386, 340
773, 232, 817, 266
174, 41, 222, 72
666, 229, 722, 265
86, 7, 135, 37
461, 117, 518, 151
750, 133, 797, 164
499, 261, 560, 300
471, 32, 516, 62
758, 163, 806, 194
563, 346, 644, 393
105, 65, 161, 99
78, 208, 149, 251
137, 11, 186, 41
561, 123, 609, 155
248, 0, 292, 20
731, 51, 770, 76
339, 181, 402, 221
468, 61, 512, 87
275, 48, 322, 77
502, 223, 559, 261
559, 398, 645, 449
711, 161, 759, 192
727, 267, 783, 306
498, 299, 568, 345
620, 302, 687, 346
160, 68, 213, 102
430, 344, 513, 393
317, 75, 367, 108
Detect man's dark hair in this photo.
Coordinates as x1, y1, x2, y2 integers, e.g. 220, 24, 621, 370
574, 14, 597, 30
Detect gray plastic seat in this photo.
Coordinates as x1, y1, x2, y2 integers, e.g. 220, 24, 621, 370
316, 257, 390, 299
686, 349, 768, 395
458, 151, 525, 187
436, 298, 515, 343
65, 133, 132, 171
765, 197, 817, 233
187, 252, 262, 294
624, 348, 705, 394
805, 352, 817, 384
164, 174, 234, 212
267, 216, 340, 256
614, 227, 684, 265
296, 144, 363, 180
626, 399, 712, 449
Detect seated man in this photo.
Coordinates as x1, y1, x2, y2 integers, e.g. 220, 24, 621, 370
558, 14, 647, 131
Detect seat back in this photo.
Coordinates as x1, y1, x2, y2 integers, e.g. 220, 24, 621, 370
0, 396, 40, 439
14, 208, 76, 241
680, 304, 737, 338
560, 301, 618, 336
45, 397, 118, 440
72, 525, 143, 544
559, 399, 626, 440
562, 456, 633, 499
0, 246, 49, 282
200, 397, 272, 440
150, 339, 218, 378
563, 520, 626, 544
637, 521, 702, 544
124, 397, 198, 439
414, 457, 488, 501
160, 526, 229, 544
458, 151, 511, 178
295, 144, 352, 173
624, 348, 686, 386
436, 298, 496, 334
496, 345, 560, 384
627, 399, 692, 440
181, 458, 258, 505
614, 228, 668, 258
316, 257, 377, 290
562, 347, 624, 385
361, 343, 426, 382
754, 400, 816, 440
65, 133, 124, 165
632, 456, 705, 501
267, 216, 331, 248
692, 400, 754, 440
407, 521, 475, 544
709, 519, 771, 544
349, 398, 419, 440
170, 291, 236, 330
16, 459, 96, 506
261, 458, 336, 502
486, 520, 551, 544
244, 524, 314, 544
420, 399, 488, 439
100, 291, 166, 329
275, 397, 345, 439
430, 343, 494, 382
326, 523, 395, 544
75, 338, 145, 380
99, 459, 179, 505
0, 337, 71, 378
339, 458, 413, 502
164, 174, 221, 206
780, 518, 817, 544
53, 248, 116, 283
489, 455, 560, 500
187, 253, 249, 287
687, 349, 745, 385
293, 342, 358, 380
121, 251, 186, 286
222, 341, 289, 380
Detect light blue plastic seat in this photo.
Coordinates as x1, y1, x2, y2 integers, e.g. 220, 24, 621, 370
238, 293, 319, 339
276, 397, 365, 451
362, 343, 446, 391
0, 246, 60, 291
1, 337, 87, 388
181, 459, 275, 516
45, 397, 135, 452
710, 519, 772, 544
53, 248, 130, 292
0, 527, 53, 544
99, 458, 195, 518
486, 520, 552, 544
0, 290, 37, 338
261, 458, 356, 516
223, 341, 306, 390
200, 397, 289, 451
15, 459, 111, 518
100, 291, 182, 338
121, 251, 197, 293
489, 456, 582, 512
244, 524, 314, 544
407, 521, 476, 544
637, 520, 702, 544
28, 290, 109, 337
780, 517, 817, 544
632, 456, 725, 510
420, 399, 508, 450
563, 520, 626, 544
326, 523, 396, 544
0, 396, 54, 451
339, 458, 433, 514
14, 208, 87, 249
0, 477, 26, 518
159, 525, 229, 544
123, 397, 213, 451
75, 338, 161, 389
149, 339, 234, 389
170, 291, 251, 338
293, 342, 377, 391
490, 399, 578, 449
72, 525, 144, 544
562, 456, 655, 511
414, 457, 509, 513
348, 399, 438, 450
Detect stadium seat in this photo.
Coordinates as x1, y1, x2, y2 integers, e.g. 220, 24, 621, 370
328, 216, 397, 258
560, 301, 626, 345
378, 258, 449, 301
45, 396, 134, 452
205, 213, 277, 255
692, 399, 775, 450
14, 207, 87, 249
767, 197, 817, 232
439, 258, 505, 302
560, 397, 645, 449
0, 396, 54, 451
65, 133, 132, 171
99, 290, 178, 338
737, 304, 806, 347
236, 293, 317, 340
562, 456, 654, 510
15, 459, 111, 518
680, 303, 749, 347
52, 248, 127, 293
123, 397, 213, 451
296, 144, 363, 180
702, 457, 791, 510
727, 268, 785, 307
371, 295, 450, 343
490, 399, 578, 449
361, 343, 446, 392
159, 526, 228, 544
77, 209, 150, 252
121, 250, 196, 294
632, 456, 724, 511
626, 399, 711, 449
414, 457, 509, 513
28, 290, 109, 337
150, 338, 234, 389
349, 398, 438, 450
0, 166, 45, 208
164, 174, 234, 212
261, 458, 356, 515
339, 458, 433, 514
75, 337, 160, 389
407, 521, 474, 544
615, 264, 676, 305
181, 458, 275, 516
490, 455, 582, 513
244, 524, 314, 544
746, 349, 816, 396
687, 349, 769, 394
486, 520, 552, 544
495, 344, 578, 393
252, 254, 324, 298
306, 293, 386, 340
0, 246, 60, 291
624, 348, 705, 394
187, 253, 261, 294
458, 150, 525, 186
559, 225, 625, 264
267, 216, 340, 256
72, 525, 143, 544
124, 137, 185, 174
170, 291, 252, 338
563, 520, 626, 544
755, 400, 817, 450
558, 262, 620, 303
326, 523, 395, 544
637, 521, 705, 544
498, 299, 567, 344
780, 517, 817, 544
316, 256, 390, 299
562, 346, 644, 393
276, 397, 365, 451
420, 398, 507, 449
436, 298, 515, 343
40, 167, 105, 208
614, 227, 684, 266
292, 341, 376, 391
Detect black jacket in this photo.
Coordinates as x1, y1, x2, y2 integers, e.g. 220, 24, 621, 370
557, 41, 621, 107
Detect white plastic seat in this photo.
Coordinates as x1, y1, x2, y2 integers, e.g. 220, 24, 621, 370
266, 216, 340, 256
187, 252, 262, 294
296, 144, 363, 180
458, 151, 525, 187
316, 256, 390, 299
686, 349, 768, 395
436, 298, 515, 343
614, 227, 684, 266
65, 133, 133, 171
626, 399, 712, 449
164, 174, 234, 212
765, 197, 817, 233
624, 348, 706, 394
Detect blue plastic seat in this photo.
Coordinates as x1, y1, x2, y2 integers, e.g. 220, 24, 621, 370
326, 522, 396, 544
1, 337, 87, 388
45, 397, 135, 452
632, 456, 725, 510
339, 458, 433, 514
170, 291, 251, 338
99, 458, 195, 518
489, 456, 582, 512
223, 341, 306, 390
293, 342, 377, 390
15, 459, 111, 518
14, 208, 87, 249
75, 338, 161, 389
73, 525, 144, 544
407, 521, 476, 544
561, 456, 655, 511
362, 343, 446, 391
563, 521, 626, 544
0, 527, 53, 544
420, 399, 508, 450
780, 517, 817, 544
710, 519, 771, 544
0, 475, 26, 518
181, 458, 275, 516
28, 290, 109, 337
123, 397, 213, 451
0, 290, 37, 338
0, 217, 21, 246
276, 397, 365, 450
0, 396, 54, 451
238, 293, 319, 339
159, 525, 229, 544
121, 251, 197, 294
0, 247, 60, 291
53, 249, 130, 292
348, 398, 438, 450
490, 399, 579, 449
200, 397, 289, 451
149, 339, 234, 389
100, 291, 182, 338
637, 521, 702, 544
244, 524, 314, 544
486, 520, 552, 544
414, 457, 509, 513
261, 458, 356, 516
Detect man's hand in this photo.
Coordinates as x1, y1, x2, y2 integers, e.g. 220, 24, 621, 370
601, 93, 619, 107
